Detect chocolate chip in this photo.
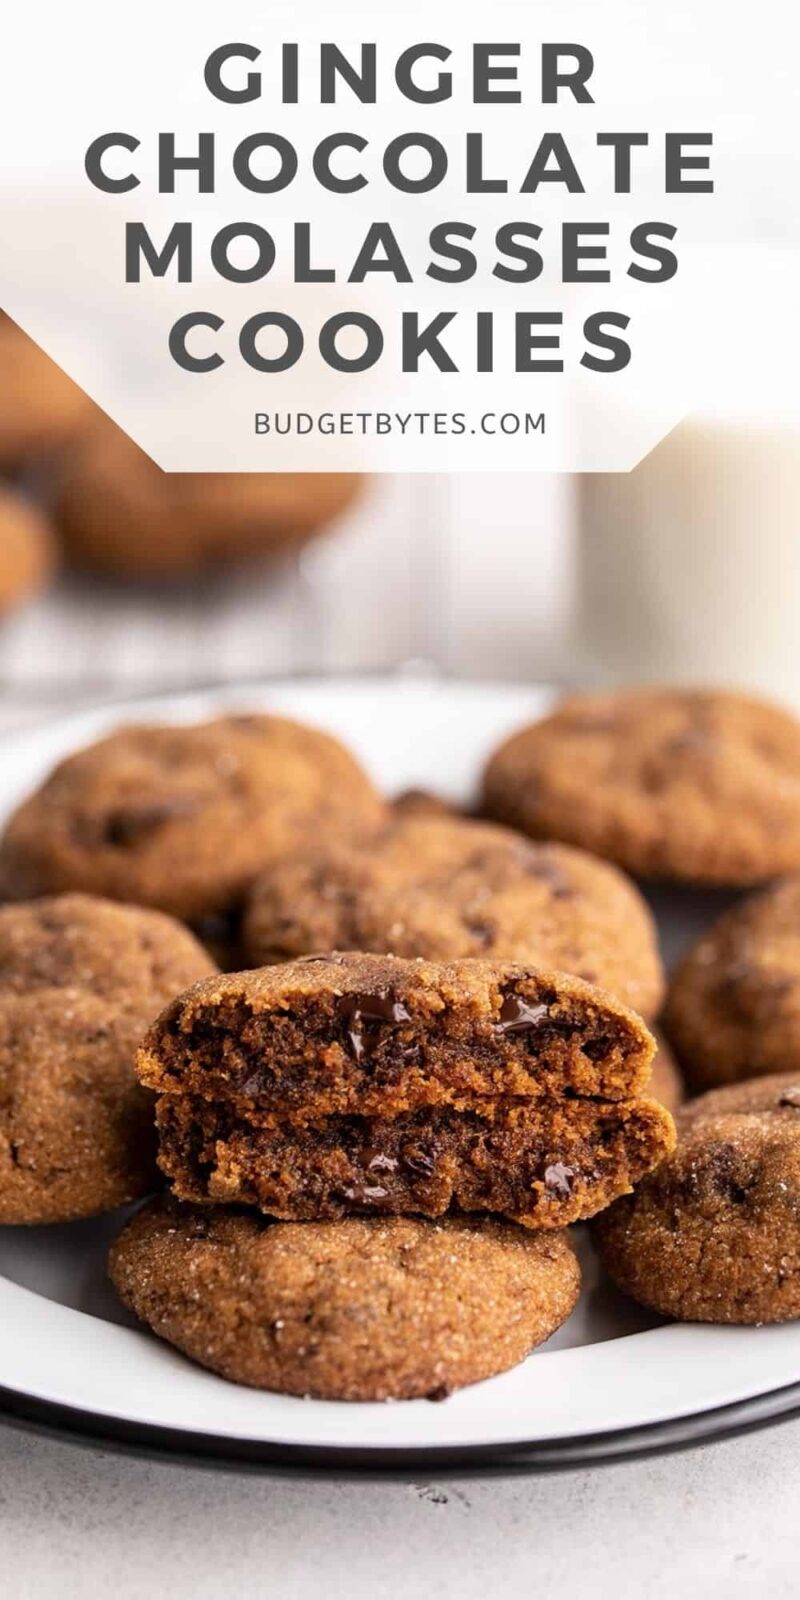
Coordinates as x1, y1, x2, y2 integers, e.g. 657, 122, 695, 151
778, 1088, 800, 1109
367, 1153, 399, 1174
342, 1184, 389, 1204
104, 797, 200, 847
544, 1163, 576, 1197
524, 853, 574, 899
401, 1145, 437, 1178
494, 987, 551, 1037
336, 990, 412, 1063
426, 1384, 452, 1403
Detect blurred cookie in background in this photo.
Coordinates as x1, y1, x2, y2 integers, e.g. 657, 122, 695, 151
648, 1029, 685, 1114
0, 484, 57, 614
0, 313, 95, 473
483, 688, 800, 887
392, 788, 461, 820
665, 876, 800, 1092
242, 812, 666, 1019
0, 713, 386, 926
54, 419, 363, 581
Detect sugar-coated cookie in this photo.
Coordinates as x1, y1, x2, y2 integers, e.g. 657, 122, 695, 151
109, 1200, 581, 1399
594, 1073, 800, 1323
0, 894, 214, 1223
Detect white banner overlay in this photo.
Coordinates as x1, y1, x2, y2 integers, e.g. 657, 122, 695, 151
0, 0, 796, 470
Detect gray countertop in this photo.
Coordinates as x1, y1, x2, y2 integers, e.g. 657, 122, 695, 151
1, 1413, 799, 1597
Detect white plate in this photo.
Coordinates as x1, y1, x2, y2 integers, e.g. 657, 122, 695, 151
1, 676, 799, 1472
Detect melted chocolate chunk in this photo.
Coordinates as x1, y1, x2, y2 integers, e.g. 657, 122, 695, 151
544, 1163, 576, 1198
495, 988, 551, 1037
778, 1088, 800, 1110
368, 1152, 399, 1174
336, 990, 412, 1063
342, 1183, 389, 1205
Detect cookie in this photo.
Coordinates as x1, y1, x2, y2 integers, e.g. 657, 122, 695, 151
242, 812, 664, 1019
0, 991, 160, 1225
665, 876, 800, 1091
139, 953, 674, 1228
109, 1199, 581, 1399
0, 313, 94, 471
392, 789, 460, 819
0, 714, 385, 925
594, 1073, 800, 1324
0, 894, 214, 1223
0, 486, 56, 614
482, 689, 800, 886
649, 1030, 685, 1114
154, 1092, 676, 1230
0, 892, 216, 1005
55, 420, 362, 580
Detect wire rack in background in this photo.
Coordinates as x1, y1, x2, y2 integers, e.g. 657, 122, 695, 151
0, 474, 573, 730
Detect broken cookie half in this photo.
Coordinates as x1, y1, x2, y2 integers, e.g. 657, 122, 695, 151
139, 953, 675, 1229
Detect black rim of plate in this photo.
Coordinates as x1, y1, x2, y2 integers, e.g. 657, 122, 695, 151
2, 1379, 800, 1477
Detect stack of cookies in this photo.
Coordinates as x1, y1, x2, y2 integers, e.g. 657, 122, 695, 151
2, 686, 800, 1399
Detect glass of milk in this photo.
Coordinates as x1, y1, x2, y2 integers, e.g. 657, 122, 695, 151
576, 409, 800, 706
